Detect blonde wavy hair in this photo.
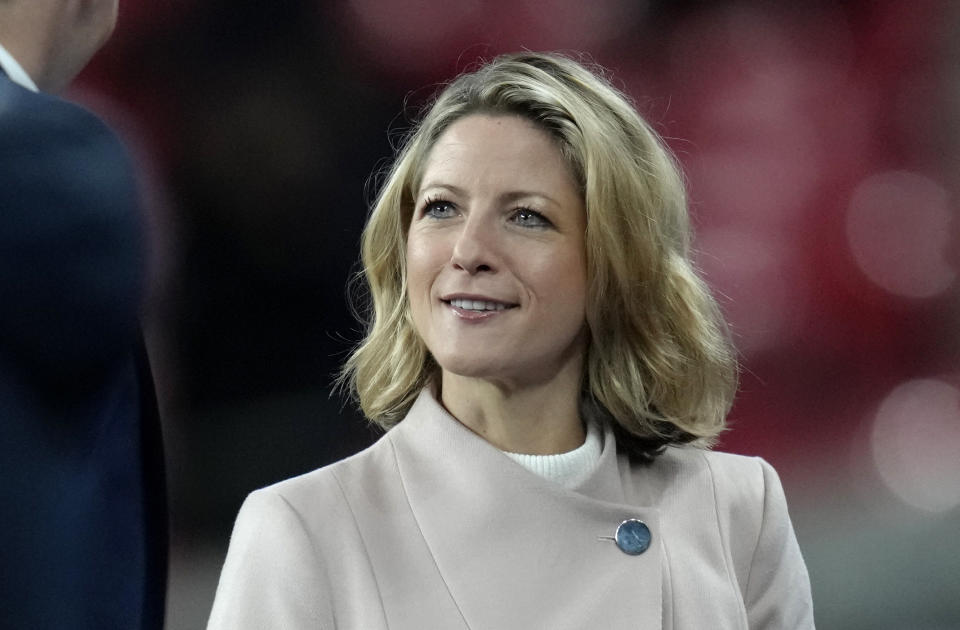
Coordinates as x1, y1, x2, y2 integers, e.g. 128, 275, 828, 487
341, 52, 737, 458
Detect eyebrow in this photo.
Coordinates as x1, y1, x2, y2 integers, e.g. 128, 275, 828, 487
417, 182, 562, 208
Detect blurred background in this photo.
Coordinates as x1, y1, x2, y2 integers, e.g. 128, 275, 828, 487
71, 0, 959, 628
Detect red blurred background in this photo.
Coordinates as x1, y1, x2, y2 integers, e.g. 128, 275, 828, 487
72, 1, 959, 627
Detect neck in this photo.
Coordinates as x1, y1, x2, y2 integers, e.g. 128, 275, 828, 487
0, 5, 56, 91
0, 1, 113, 93
439, 365, 585, 455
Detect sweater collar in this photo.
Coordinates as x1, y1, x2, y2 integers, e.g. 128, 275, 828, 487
502, 418, 603, 488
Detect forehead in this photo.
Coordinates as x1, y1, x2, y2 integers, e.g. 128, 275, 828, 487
416, 114, 577, 194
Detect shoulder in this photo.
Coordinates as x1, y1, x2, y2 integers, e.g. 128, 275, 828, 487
0, 77, 119, 149
652, 447, 777, 544
654, 446, 771, 503
0, 75, 117, 138
243, 431, 400, 536
209, 436, 398, 628
639, 445, 771, 503
0, 78, 137, 242
637, 447, 781, 573
648, 448, 814, 627
0, 76, 135, 201
690, 449, 786, 537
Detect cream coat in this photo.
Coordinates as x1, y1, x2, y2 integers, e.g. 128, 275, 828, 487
208, 389, 814, 629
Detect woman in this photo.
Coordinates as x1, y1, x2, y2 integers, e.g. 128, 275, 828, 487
208, 52, 814, 629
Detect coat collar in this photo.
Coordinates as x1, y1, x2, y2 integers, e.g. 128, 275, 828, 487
387, 388, 663, 629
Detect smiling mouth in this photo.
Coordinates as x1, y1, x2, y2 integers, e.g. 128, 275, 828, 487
445, 298, 517, 312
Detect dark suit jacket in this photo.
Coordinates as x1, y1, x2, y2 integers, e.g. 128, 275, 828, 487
0, 70, 166, 629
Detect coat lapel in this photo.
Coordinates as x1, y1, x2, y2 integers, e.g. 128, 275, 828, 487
389, 390, 663, 629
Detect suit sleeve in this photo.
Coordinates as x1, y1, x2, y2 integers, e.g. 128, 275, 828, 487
744, 459, 816, 629
0, 89, 143, 388
207, 489, 332, 629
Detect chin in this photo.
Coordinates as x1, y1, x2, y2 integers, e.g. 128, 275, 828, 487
435, 356, 504, 380
437, 356, 569, 391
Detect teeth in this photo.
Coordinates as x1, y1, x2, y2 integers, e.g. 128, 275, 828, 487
450, 298, 508, 311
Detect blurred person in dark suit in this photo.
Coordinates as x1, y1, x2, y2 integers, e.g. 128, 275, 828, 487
0, 1, 166, 628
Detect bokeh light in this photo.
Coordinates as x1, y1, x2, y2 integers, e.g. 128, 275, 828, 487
847, 171, 955, 298
871, 379, 960, 513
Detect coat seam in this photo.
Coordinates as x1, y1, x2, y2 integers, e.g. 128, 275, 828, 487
269, 491, 330, 626
388, 435, 473, 629
329, 471, 391, 629
660, 528, 676, 630
742, 458, 768, 603
702, 451, 751, 629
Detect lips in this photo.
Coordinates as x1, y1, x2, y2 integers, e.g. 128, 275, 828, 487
448, 298, 509, 311
441, 294, 519, 312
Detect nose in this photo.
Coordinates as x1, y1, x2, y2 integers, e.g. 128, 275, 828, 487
450, 213, 499, 274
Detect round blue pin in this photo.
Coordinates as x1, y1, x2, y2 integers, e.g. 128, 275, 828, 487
615, 519, 651, 555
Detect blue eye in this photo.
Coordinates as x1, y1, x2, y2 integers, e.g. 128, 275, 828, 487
512, 208, 551, 228
422, 198, 458, 219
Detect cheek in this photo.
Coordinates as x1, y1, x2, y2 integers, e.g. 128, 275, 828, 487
405, 238, 435, 296
405, 236, 447, 335
406, 230, 453, 288
528, 250, 588, 307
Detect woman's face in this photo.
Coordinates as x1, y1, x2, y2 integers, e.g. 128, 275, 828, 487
406, 114, 588, 389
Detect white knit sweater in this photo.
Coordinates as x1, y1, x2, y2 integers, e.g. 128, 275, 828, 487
501, 420, 602, 488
